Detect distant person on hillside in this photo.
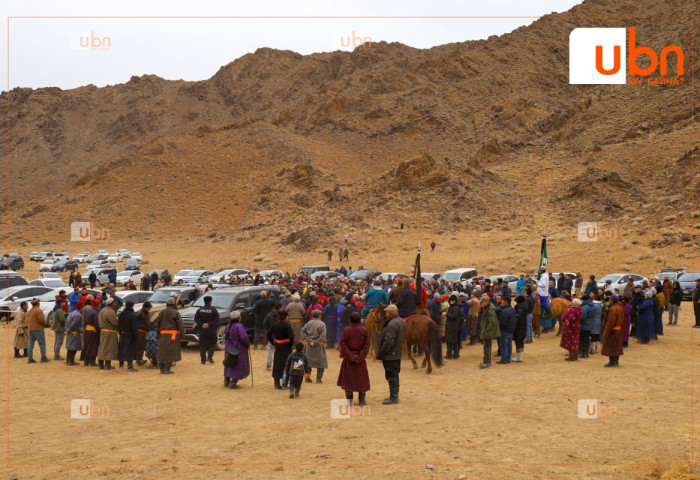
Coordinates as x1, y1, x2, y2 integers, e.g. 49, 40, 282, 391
344, 233, 349, 244
328, 250, 333, 262
343, 248, 349, 261
430, 241, 436, 251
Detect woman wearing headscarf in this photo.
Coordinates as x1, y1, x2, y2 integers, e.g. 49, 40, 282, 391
559, 298, 582, 361
223, 311, 251, 389
636, 291, 656, 344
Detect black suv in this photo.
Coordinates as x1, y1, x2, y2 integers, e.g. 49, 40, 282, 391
180, 285, 280, 349
52, 259, 79, 272
0, 254, 24, 271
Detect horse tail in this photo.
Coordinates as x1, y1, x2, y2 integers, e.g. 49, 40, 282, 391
428, 320, 443, 368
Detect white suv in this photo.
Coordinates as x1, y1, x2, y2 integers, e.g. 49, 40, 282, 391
107, 253, 123, 263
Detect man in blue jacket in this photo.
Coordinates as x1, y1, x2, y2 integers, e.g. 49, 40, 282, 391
496, 297, 516, 364
579, 296, 595, 358
361, 280, 390, 319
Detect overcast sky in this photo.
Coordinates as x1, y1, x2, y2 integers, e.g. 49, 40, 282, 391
2, 0, 582, 91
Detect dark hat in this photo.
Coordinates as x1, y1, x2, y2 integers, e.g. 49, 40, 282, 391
449, 295, 457, 301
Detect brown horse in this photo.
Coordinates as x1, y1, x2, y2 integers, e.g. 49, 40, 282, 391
532, 297, 572, 336
365, 302, 387, 360
405, 313, 444, 374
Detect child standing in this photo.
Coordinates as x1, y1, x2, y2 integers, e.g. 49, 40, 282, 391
284, 341, 310, 399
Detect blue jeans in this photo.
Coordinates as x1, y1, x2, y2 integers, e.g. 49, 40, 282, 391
28, 330, 47, 359
526, 313, 533, 341
499, 332, 513, 362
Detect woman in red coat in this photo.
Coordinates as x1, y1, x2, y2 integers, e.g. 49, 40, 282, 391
337, 310, 370, 405
559, 298, 582, 361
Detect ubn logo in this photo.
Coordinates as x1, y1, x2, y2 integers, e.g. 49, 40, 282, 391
577, 222, 618, 242
330, 399, 370, 419
577, 399, 617, 419
335, 31, 372, 51
71, 399, 111, 419
569, 28, 684, 84
71, 31, 111, 51
71, 222, 110, 242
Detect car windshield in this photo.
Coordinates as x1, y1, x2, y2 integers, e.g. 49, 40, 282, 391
187, 270, 206, 276
43, 280, 66, 287
441, 272, 461, 282
38, 290, 61, 301
678, 273, 700, 282
149, 288, 183, 303
599, 275, 623, 283
191, 292, 236, 309
42, 273, 60, 279
117, 271, 132, 277
175, 270, 192, 276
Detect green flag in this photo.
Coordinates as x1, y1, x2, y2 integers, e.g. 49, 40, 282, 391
537, 236, 547, 280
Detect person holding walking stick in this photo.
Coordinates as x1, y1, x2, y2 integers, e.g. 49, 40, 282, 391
223, 311, 251, 389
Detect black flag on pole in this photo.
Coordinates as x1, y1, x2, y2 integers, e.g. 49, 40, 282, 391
414, 243, 421, 300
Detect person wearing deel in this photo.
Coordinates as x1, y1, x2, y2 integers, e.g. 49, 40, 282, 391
376, 304, 406, 405
157, 297, 185, 375
223, 311, 251, 389
194, 295, 219, 365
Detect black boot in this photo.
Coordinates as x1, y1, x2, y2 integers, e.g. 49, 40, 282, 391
224, 378, 230, 388
613, 356, 620, 367
14, 348, 21, 358
104, 360, 114, 370
99, 360, 105, 370
604, 357, 615, 367
316, 368, 324, 384
160, 363, 166, 374
345, 391, 354, 405
164, 363, 174, 374
358, 392, 366, 406
274, 378, 282, 390
294, 388, 300, 398
127, 362, 138, 372
228, 379, 240, 389
382, 389, 399, 405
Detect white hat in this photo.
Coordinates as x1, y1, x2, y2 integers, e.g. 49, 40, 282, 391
105, 298, 115, 306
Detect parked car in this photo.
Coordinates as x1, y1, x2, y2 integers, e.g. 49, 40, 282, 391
124, 258, 140, 270
39, 259, 57, 272
0, 271, 29, 288
115, 290, 153, 310
654, 268, 686, 283
107, 253, 123, 263
116, 270, 144, 286
131, 252, 143, 261
0, 254, 24, 271
52, 259, 79, 272
348, 269, 381, 281
596, 273, 648, 294
34, 252, 54, 262
39, 272, 61, 279
91, 268, 118, 286
420, 272, 441, 282
173, 270, 194, 283
310, 271, 345, 281
87, 253, 108, 262
210, 269, 250, 283
678, 272, 700, 300
440, 268, 478, 284
54, 253, 70, 262
132, 286, 200, 322
178, 270, 215, 284
377, 272, 410, 283
29, 252, 40, 261
256, 270, 282, 278
180, 285, 280, 349
73, 253, 91, 263
298, 265, 331, 275
0, 285, 53, 321
489, 274, 520, 291
97, 250, 109, 256
117, 249, 131, 259
30, 278, 68, 288
86, 260, 110, 271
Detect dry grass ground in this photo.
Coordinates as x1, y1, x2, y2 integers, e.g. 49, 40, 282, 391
2, 302, 699, 479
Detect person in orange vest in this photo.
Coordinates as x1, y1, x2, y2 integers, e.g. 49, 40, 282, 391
157, 297, 185, 375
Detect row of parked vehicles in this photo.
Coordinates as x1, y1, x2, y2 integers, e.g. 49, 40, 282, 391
27, 250, 143, 272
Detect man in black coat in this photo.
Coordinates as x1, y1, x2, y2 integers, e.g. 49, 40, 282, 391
630, 285, 644, 337
194, 296, 219, 364
496, 297, 517, 364
134, 301, 152, 366
150, 271, 159, 287
562, 275, 574, 295
267, 310, 295, 389
395, 283, 417, 319
117, 300, 139, 371
253, 291, 275, 350
377, 304, 407, 405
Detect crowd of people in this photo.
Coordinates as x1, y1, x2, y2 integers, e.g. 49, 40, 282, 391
12, 264, 697, 407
